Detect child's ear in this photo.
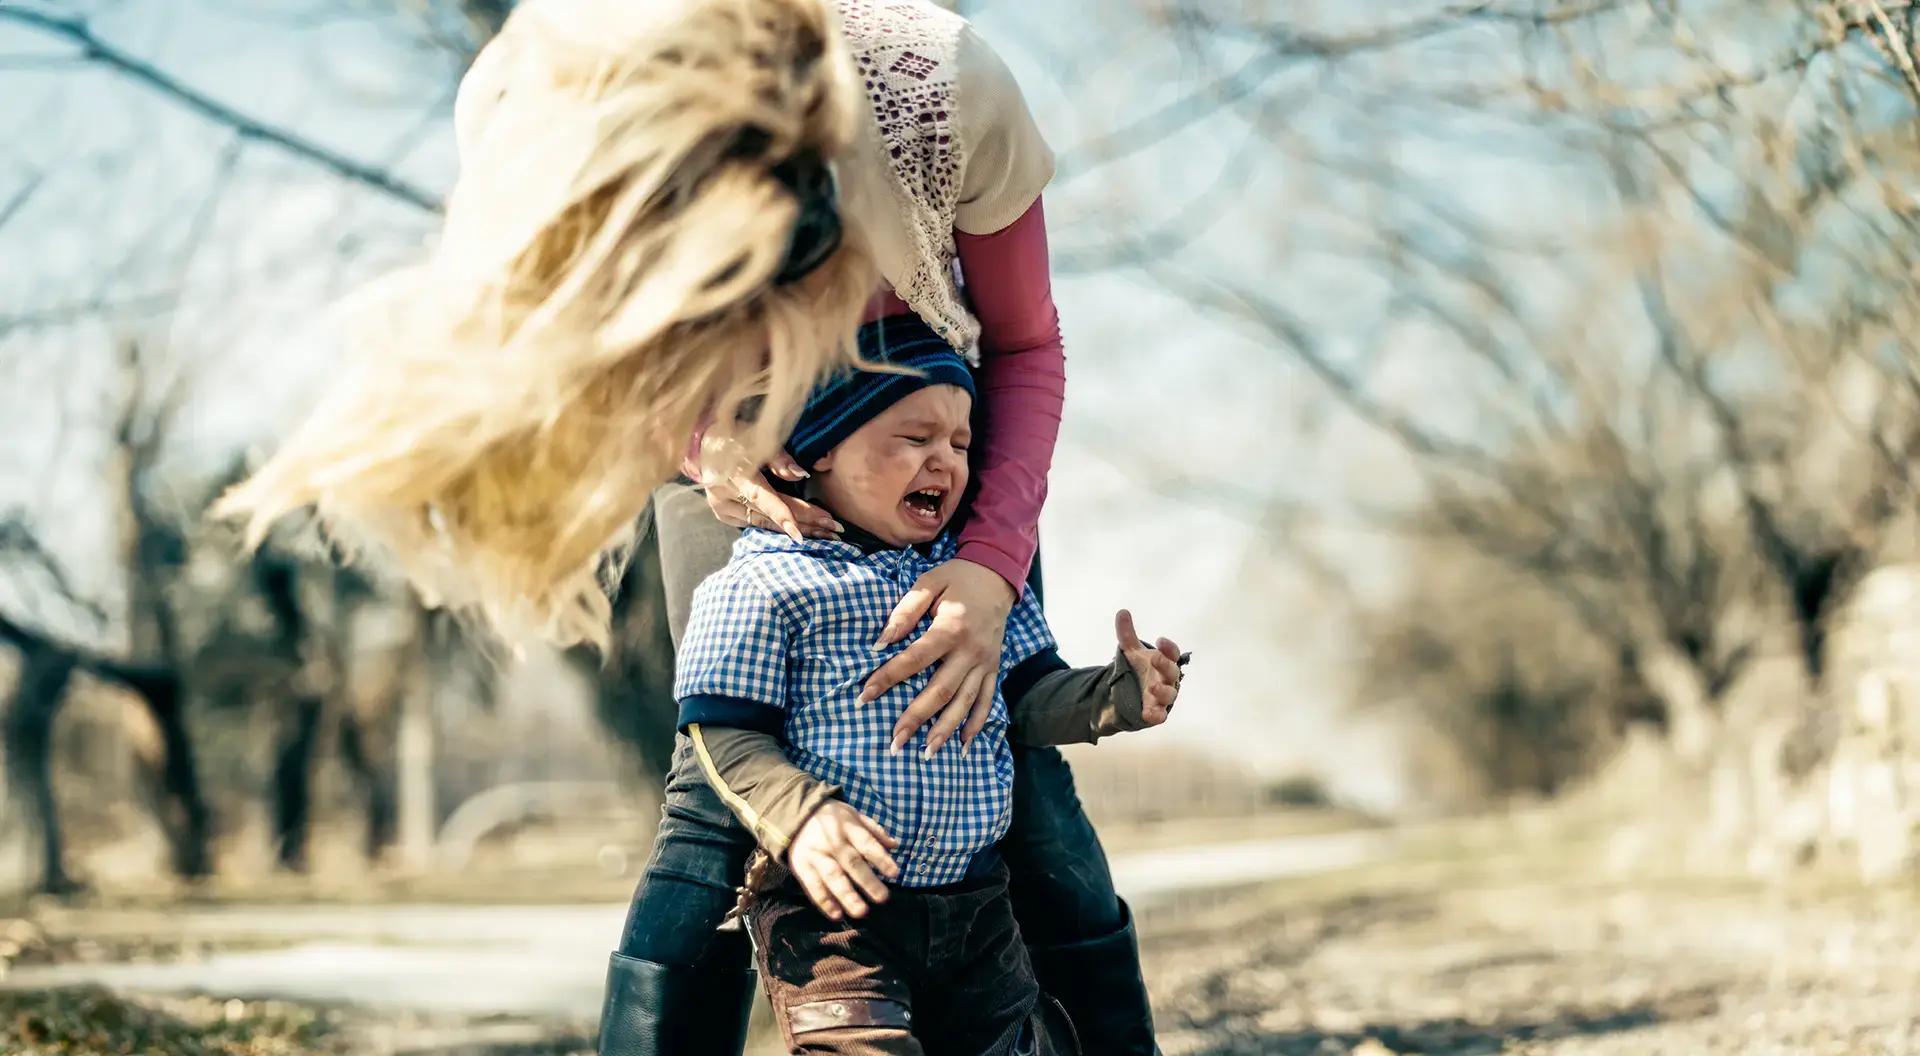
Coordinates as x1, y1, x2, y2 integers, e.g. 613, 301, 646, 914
811, 450, 834, 473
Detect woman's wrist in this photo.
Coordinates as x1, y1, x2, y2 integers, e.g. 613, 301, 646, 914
953, 541, 1028, 597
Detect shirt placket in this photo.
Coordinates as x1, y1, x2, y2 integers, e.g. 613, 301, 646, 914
880, 547, 928, 884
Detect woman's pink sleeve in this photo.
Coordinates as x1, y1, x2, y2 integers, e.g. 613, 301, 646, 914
954, 197, 1065, 591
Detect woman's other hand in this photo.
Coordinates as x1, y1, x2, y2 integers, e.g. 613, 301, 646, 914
697, 449, 843, 542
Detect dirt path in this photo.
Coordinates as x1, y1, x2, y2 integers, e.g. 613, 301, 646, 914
0, 828, 1392, 1023
1145, 867, 1920, 1055
11, 821, 1920, 1055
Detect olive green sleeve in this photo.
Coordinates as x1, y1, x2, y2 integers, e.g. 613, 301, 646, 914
688, 723, 841, 862
1008, 648, 1154, 747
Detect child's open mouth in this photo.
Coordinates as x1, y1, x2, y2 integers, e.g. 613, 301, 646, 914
900, 486, 948, 530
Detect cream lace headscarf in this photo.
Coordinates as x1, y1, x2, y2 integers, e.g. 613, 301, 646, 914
214, 0, 876, 651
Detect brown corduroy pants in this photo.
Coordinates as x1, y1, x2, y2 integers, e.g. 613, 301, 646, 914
745, 859, 1072, 1055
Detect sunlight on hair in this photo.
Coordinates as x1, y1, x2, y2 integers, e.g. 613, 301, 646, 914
212, 0, 876, 652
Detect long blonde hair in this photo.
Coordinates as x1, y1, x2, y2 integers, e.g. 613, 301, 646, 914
214, 0, 875, 651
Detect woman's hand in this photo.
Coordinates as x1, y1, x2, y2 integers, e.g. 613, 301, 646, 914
859, 559, 1016, 759
697, 450, 842, 542
788, 801, 900, 921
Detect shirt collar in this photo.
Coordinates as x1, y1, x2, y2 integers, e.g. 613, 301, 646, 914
739, 525, 953, 563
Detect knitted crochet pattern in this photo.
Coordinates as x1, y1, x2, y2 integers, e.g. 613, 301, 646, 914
835, 0, 981, 353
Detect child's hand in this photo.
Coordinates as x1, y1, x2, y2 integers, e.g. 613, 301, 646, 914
788, 801, 901, 921
1115, 609, 1183, 725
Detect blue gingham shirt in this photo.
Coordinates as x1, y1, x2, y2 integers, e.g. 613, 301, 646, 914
676, 528, 1057, 887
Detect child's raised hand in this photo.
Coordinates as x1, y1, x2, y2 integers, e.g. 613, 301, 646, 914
788, 800, 901, 921
1115, 609, 1183, 725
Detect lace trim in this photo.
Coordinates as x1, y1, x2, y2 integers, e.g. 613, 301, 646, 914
836, 0, 980, 352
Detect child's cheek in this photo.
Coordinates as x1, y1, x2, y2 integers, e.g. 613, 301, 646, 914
861, 446, 918, 488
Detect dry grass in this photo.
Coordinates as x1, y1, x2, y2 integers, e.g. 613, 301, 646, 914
0, 988, 343, 1056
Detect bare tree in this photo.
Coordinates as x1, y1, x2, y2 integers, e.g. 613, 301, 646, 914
1076, 1, 1920, 812
0, 0, 712, 888
0, 336, 218, 893
0, 529, 208, 893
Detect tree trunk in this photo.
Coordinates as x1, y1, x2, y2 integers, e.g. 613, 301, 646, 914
2, 643, 79, 894
336, 707, 397, 861
270, 694, 326, 872
1640, 641, 1719, 764
125, 670, 212, 879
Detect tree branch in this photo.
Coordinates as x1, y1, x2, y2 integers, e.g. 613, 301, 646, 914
0, 171, 45, 230
0, 8, 442, 212
0, 516, 107, 628
1141, 262, 1508, 476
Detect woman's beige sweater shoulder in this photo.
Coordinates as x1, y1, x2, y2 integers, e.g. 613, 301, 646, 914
834, 0, 1054, 350
952, 19, 1055, 235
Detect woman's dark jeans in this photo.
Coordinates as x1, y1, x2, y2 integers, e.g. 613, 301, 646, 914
617, 488, 1125, 965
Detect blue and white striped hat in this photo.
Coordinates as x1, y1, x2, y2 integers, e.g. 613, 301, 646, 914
787, 315, 976, 470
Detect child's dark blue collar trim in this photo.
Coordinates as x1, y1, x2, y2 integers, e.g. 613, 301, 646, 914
739, 525, 951, 562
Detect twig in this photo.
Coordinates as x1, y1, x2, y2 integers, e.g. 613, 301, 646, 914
1053, 49, 1293, 185
1865, 0, 1920, 103
0, 171, 44, 229
0, 517, 108, 628
0, 8, 442, 212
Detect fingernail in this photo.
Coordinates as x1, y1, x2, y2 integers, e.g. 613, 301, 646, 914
889, 741, 903, 755
959, 740, 971, 758
921, 744, 937, 760
830, 519, 844, 531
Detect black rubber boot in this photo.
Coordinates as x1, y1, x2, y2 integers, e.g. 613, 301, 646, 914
596, 927, 757, 1056
1026, 899, 1159, 1056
